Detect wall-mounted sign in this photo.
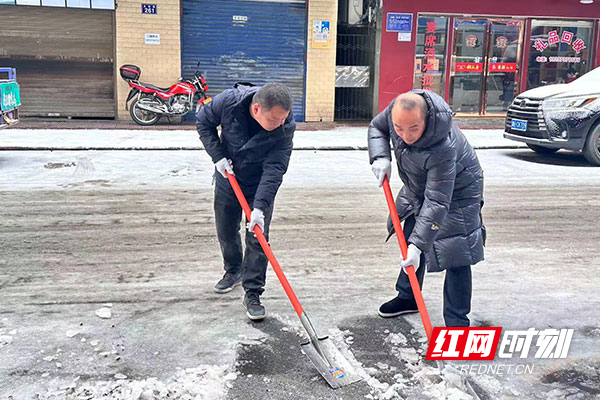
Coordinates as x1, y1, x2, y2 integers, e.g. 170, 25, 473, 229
386, 13, 413, 33
398, 32, 411, 42
312, 20, 331, 49
144, 33, 160, 45
141, 3, 156, 14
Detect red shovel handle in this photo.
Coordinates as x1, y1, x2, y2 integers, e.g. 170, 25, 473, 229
382, 177, 434, 342
226, 172, 304, 317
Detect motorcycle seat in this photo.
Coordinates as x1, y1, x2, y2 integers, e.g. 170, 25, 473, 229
138, 82, 172, 92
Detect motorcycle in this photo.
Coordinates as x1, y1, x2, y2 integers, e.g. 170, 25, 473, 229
119, 64, 212, 126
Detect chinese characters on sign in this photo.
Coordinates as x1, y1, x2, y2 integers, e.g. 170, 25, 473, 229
422, 21, 437, 91
533, 30, 585, 54
426, 327, 574, 361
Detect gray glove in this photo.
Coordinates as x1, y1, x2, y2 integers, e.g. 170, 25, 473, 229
246, 208, 265, 234
371, 157, 391, 187
215, 157, 234, 178
400, 244, 422, 274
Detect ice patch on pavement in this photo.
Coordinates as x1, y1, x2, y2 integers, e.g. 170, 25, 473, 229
38, 364, 237, 400
328, 328, 408, 400
94, 307, 112, 319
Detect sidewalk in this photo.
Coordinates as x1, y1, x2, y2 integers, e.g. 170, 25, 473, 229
0, 127, 525, 151
13, 116, 505, 131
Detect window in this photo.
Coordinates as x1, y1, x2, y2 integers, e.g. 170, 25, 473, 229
67, 0, 90, 7
527, 20, 593, 89
413, 16, 448, 96
90, 0, 113, 9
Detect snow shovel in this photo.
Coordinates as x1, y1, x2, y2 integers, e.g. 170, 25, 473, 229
382, 177, 482, 399
226, 172, 361, 389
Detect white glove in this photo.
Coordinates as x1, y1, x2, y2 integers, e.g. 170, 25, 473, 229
246, 208, 265, 234
400, 244, 422, 273
215, 157, 234, 178
371, 158, 391, 187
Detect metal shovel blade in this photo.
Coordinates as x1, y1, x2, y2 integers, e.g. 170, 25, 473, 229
301, 336, 361, 389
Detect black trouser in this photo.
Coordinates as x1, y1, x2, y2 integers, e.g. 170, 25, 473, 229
214, 183, 273, 296
395, 215, 472, 327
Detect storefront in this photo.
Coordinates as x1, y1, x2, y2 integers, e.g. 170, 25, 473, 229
379, 1, 599, 115
0, 1, 116, 118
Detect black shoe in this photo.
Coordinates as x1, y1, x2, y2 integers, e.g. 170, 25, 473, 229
214, 271, 242, 294
378, 296, 418, 318
242, 292, 265, 321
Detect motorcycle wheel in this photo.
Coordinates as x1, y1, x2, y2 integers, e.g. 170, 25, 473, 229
130, 97, 161, 126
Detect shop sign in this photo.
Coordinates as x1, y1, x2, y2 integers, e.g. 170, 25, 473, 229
489, 62, 517, 72
456, 62, 483, 72
533, 30, 586, 54
422, 21, 438, 91
312, 20, 331, 49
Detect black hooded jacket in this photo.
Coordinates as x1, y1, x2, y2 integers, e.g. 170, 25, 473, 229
368, 90, 485, 271
196, 84, 295, 211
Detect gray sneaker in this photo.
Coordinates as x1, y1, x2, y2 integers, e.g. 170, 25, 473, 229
242, 292, 265, 321
214, 272, 242, 294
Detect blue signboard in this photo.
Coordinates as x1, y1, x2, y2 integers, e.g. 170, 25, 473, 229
386, 13, 413, 33
142, 3, 157, 14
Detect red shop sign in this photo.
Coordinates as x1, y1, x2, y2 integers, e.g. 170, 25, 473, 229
456, 62, 483, 72
489, 62, 517, 72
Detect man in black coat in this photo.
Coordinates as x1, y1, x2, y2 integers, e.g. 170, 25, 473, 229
368, 90, 485, 327
196, 82, 295, 321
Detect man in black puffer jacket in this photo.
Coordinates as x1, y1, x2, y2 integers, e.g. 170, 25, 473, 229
368, 90, 485, 327
196, 82, 295, 322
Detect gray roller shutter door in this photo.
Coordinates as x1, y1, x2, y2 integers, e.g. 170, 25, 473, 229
0, 5, 115, 118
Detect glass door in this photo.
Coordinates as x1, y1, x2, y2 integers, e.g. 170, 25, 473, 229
485, 20, 523, 114
449, 18, 524, 115
449, 19, 487, 114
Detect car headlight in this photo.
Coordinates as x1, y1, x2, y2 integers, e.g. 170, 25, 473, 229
543, 96, 598, 111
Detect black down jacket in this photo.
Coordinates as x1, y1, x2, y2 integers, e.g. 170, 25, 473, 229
196, 84, 295, 211
368, 90, 485, 272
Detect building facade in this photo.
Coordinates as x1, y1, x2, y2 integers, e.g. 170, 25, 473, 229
0, 0, 342, 122
378, 0, 600, 115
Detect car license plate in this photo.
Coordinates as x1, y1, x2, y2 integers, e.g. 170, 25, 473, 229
511, 118, 527, 131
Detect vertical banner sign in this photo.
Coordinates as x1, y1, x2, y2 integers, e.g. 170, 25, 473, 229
422, 21, 437, 91
312, 20, 331, 49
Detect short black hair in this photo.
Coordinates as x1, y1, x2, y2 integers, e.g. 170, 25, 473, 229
252, 83, 293, 112
395, 93, 428, 120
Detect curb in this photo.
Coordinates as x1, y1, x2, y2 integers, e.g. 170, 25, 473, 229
0, 145, 525, 151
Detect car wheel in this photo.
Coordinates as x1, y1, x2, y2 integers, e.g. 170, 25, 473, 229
583, 125, 600, 166
526, 144, 559, 154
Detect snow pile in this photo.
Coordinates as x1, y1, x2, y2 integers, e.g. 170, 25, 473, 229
39, 365, 237, 400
